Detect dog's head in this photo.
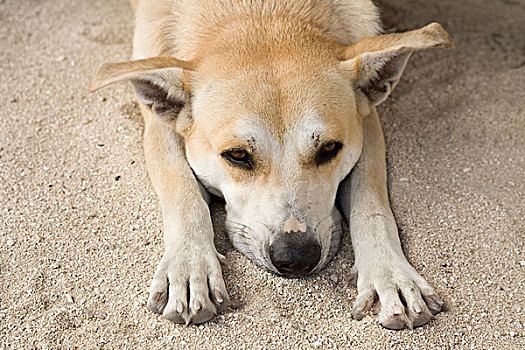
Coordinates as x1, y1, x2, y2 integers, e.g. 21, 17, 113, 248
91, 23, 452, 276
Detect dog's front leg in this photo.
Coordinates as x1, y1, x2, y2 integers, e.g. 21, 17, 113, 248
142, 107, 228, 324
338, 109, 442, 329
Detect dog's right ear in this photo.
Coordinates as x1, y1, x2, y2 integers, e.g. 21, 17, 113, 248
339, 23, 453, 115
89, 56, 196, 121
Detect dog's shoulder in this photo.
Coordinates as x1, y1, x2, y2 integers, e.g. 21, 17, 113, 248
133, 0, 381, 59
327, 0, 382, 44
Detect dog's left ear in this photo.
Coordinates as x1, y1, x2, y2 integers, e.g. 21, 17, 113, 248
340, 23, 453, 113
89, 56, 196, 121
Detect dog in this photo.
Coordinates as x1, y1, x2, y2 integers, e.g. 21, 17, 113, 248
90, 0, 453, 329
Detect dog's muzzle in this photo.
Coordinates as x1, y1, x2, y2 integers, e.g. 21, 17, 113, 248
269, 231, 321, 276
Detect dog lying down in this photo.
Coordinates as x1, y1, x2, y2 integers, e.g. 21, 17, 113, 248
90, 0, 453, 329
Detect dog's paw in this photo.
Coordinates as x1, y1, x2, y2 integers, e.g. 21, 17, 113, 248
147, 249, 228, 324
352, 258, 442, 330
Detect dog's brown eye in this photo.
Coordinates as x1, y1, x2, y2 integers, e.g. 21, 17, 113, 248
229, 150, 247, 160
317, 141, 343, 166
322, 143, 336, 152
221, 149, 253, 170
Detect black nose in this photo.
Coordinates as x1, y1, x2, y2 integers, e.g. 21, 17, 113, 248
269, 233, 321, 276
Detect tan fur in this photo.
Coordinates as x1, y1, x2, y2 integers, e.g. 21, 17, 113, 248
342, 22, 453, 60
91, 0, 452, 328
128, 0, 138, 13
89, 56, 195, 92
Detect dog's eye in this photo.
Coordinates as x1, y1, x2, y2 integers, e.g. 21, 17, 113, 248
323, 143, 336, 152
316, 141, 343, 166
229, 149, 247, 160
221, 149, 253, 170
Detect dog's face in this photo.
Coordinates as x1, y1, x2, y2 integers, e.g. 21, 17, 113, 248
90, 23, 453, 276
182, 57, 363, 274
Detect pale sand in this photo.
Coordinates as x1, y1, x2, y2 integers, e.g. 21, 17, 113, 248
1, 0, 524, 348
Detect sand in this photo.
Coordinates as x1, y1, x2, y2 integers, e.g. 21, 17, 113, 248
1, 0, 524, 349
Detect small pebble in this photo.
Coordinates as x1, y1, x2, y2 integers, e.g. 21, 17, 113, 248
519, 260, 525, 266
330, 274, 339, 283
65, 293, 74, 303
6, 238, 15, 246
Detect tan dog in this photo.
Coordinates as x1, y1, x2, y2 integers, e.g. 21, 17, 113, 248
90, 0, 453, 329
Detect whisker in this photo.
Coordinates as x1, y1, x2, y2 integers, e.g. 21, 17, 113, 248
225, 220, 248, 229
225, 220, 257, 242
234, 231, 254, 241
330, 223, 344, 232
329, 220, 343, 231
226, 223, 250, 232
253, 219, 275, 234
313, 214, 333, 231
229, 225, 249, 234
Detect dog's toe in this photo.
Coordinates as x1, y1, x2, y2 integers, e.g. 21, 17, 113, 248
376, 287, 411, 330
191, 307, 216, 324
147, 291, 168, 315
147, 271, 169, 315
412, 309, 432, 328
162, 277, 190, 323
208, 270, 229, 315
422, 293, 444, 315
352, 287, 375, 321
399, 282, 435, 328
149, 251, 228, 325
163, 300, 186, 324
352, 260, 442, 330
380, 313, 407, 330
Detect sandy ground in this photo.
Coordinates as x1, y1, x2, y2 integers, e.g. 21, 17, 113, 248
1, 0, 524, 349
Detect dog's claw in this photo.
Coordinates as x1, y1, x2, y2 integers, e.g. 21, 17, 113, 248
164, 303, 186, 324
378, 303, 411, 330
192, 300, 202, 311
353, 308, 366, 321
148, 250, 228, 325
147, 291, 168, 315
352, 288, 375, 320
424, 294, 443, 315
413, 302, 422, 314
347, 266, 358, 287
176, 300, 184, 314
352, 302, 366, 321
214, 290, 224, 304
352, 260, 442, 329
393, 304, 403, 315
